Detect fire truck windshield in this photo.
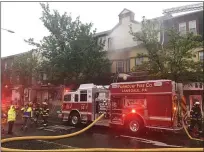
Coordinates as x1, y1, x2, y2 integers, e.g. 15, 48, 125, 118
97, 92, 109, 100
64, 94, 71, 102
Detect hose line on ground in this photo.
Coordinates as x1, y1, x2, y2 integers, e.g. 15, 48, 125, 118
179, 97, 204, 142
182, 119, 204, 142
1, 112, 203, 152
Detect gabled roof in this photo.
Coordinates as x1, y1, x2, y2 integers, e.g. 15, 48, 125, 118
164, 10, 203, 21
94, 30, 111, 37
94, 8, 139, 37
1, 51, 32, 60
119, 8, 135, 16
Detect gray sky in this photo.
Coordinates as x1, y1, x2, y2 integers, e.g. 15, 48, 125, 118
1, 2, 198, 57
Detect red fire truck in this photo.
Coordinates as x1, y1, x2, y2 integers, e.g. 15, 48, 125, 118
59, 79, 183, 134
59, 84, 110, 126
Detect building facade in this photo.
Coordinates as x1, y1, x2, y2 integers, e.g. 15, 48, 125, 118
161, 10, 204, 62
1, 51, 55, 104
160, 9, 204, 112
95, 9, 149, 74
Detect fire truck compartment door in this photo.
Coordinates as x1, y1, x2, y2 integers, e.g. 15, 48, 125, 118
146, 95, 172, 127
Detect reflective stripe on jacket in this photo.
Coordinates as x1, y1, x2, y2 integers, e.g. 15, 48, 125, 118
41, 108, 49, 116
7, 105, 16, 122
21, 107, 33, 117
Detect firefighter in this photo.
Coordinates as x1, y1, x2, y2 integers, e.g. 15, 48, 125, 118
189, 101, 203, 135
1, 112, 7, 134
40, 102, 49, 127
7, 105, 16, 135
21, 103, 32, 130
33, 102, 41, 126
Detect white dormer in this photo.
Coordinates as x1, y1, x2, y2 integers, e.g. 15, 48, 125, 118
119, 8, 135, 24
95, 8, 141, 51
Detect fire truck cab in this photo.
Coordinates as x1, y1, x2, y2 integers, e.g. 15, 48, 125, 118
109, 79, 182, 134
60, 83, 109, 126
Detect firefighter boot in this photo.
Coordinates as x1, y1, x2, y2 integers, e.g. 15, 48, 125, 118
43, 117, 48, 127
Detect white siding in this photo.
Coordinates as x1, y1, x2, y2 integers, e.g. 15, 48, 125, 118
98, 36, 109, 51
106, 16, 141, 51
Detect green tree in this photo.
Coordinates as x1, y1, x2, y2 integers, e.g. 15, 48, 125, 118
11, 51, 40, 87
26, 3, 111, 85
10, 51, 40, 102
130, 16, 203, 82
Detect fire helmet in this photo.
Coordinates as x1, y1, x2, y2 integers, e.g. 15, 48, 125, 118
195, 102, 200, 105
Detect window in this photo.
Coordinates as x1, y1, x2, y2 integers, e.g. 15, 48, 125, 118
80, 90, 87, 102
126, 59, 130, 72
108, 38, 112, 49
98, 37, 102, 44
116, 61, 124, 73
74, 94, 78, 102
39, 72, 43, 81
64, 94, 71, 102
4, 62, 7, 70
135, 57, 144, 66
10, 76, 12, 83
179, 22, 186, 35
199, 51, 204, 62
189, 20, 197, 34
43, 73, 47, 80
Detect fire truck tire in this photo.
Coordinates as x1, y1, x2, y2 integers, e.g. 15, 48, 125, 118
69, 112, 81, 127
126, 117, 144, 135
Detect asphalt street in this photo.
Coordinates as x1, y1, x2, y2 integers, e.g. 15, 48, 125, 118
2, 119, 204, 150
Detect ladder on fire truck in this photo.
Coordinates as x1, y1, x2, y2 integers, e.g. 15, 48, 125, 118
162, 3, 203, 15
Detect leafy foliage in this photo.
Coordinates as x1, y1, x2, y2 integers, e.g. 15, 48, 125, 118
130, 17, 203, 82
25, 3, 111, 85
11, 51, 40, 87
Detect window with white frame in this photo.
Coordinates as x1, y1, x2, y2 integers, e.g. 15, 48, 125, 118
116, 61, 124, 73
135, 57, 144, 66
126, 59, 130, 72
108, 37, 112, 49
189, 20, 197, 34
199, 51, 204, 62
98, 37, 102, 44
179, 22, 186, 35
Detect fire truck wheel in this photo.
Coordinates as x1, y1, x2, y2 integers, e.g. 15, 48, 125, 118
69, 112, 81, 127
126, 118, 144, 135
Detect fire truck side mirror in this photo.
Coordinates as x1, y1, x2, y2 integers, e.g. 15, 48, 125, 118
94, 92, 99, 99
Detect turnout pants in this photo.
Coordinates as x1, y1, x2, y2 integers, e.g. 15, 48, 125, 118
42, 116, 48, 126
8, 121, 14, 134
190, 119, 202, 132
22, 117, 29, 128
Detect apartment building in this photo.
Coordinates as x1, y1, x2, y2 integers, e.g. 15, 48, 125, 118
161, 10, 204, 62
95, 8, 148, 74
1, 51, 57, 104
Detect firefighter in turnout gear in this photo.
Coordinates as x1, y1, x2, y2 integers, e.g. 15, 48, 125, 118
40, 102, 49, 127
21, 103, 32, 130
189, 101, 203, 135
33, 102, 41, 126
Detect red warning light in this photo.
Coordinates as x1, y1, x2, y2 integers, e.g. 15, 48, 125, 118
64, 88, 70, 93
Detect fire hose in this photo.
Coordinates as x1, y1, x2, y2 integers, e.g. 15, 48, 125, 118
1, 111, 203, 151
173, 97, 204, 142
